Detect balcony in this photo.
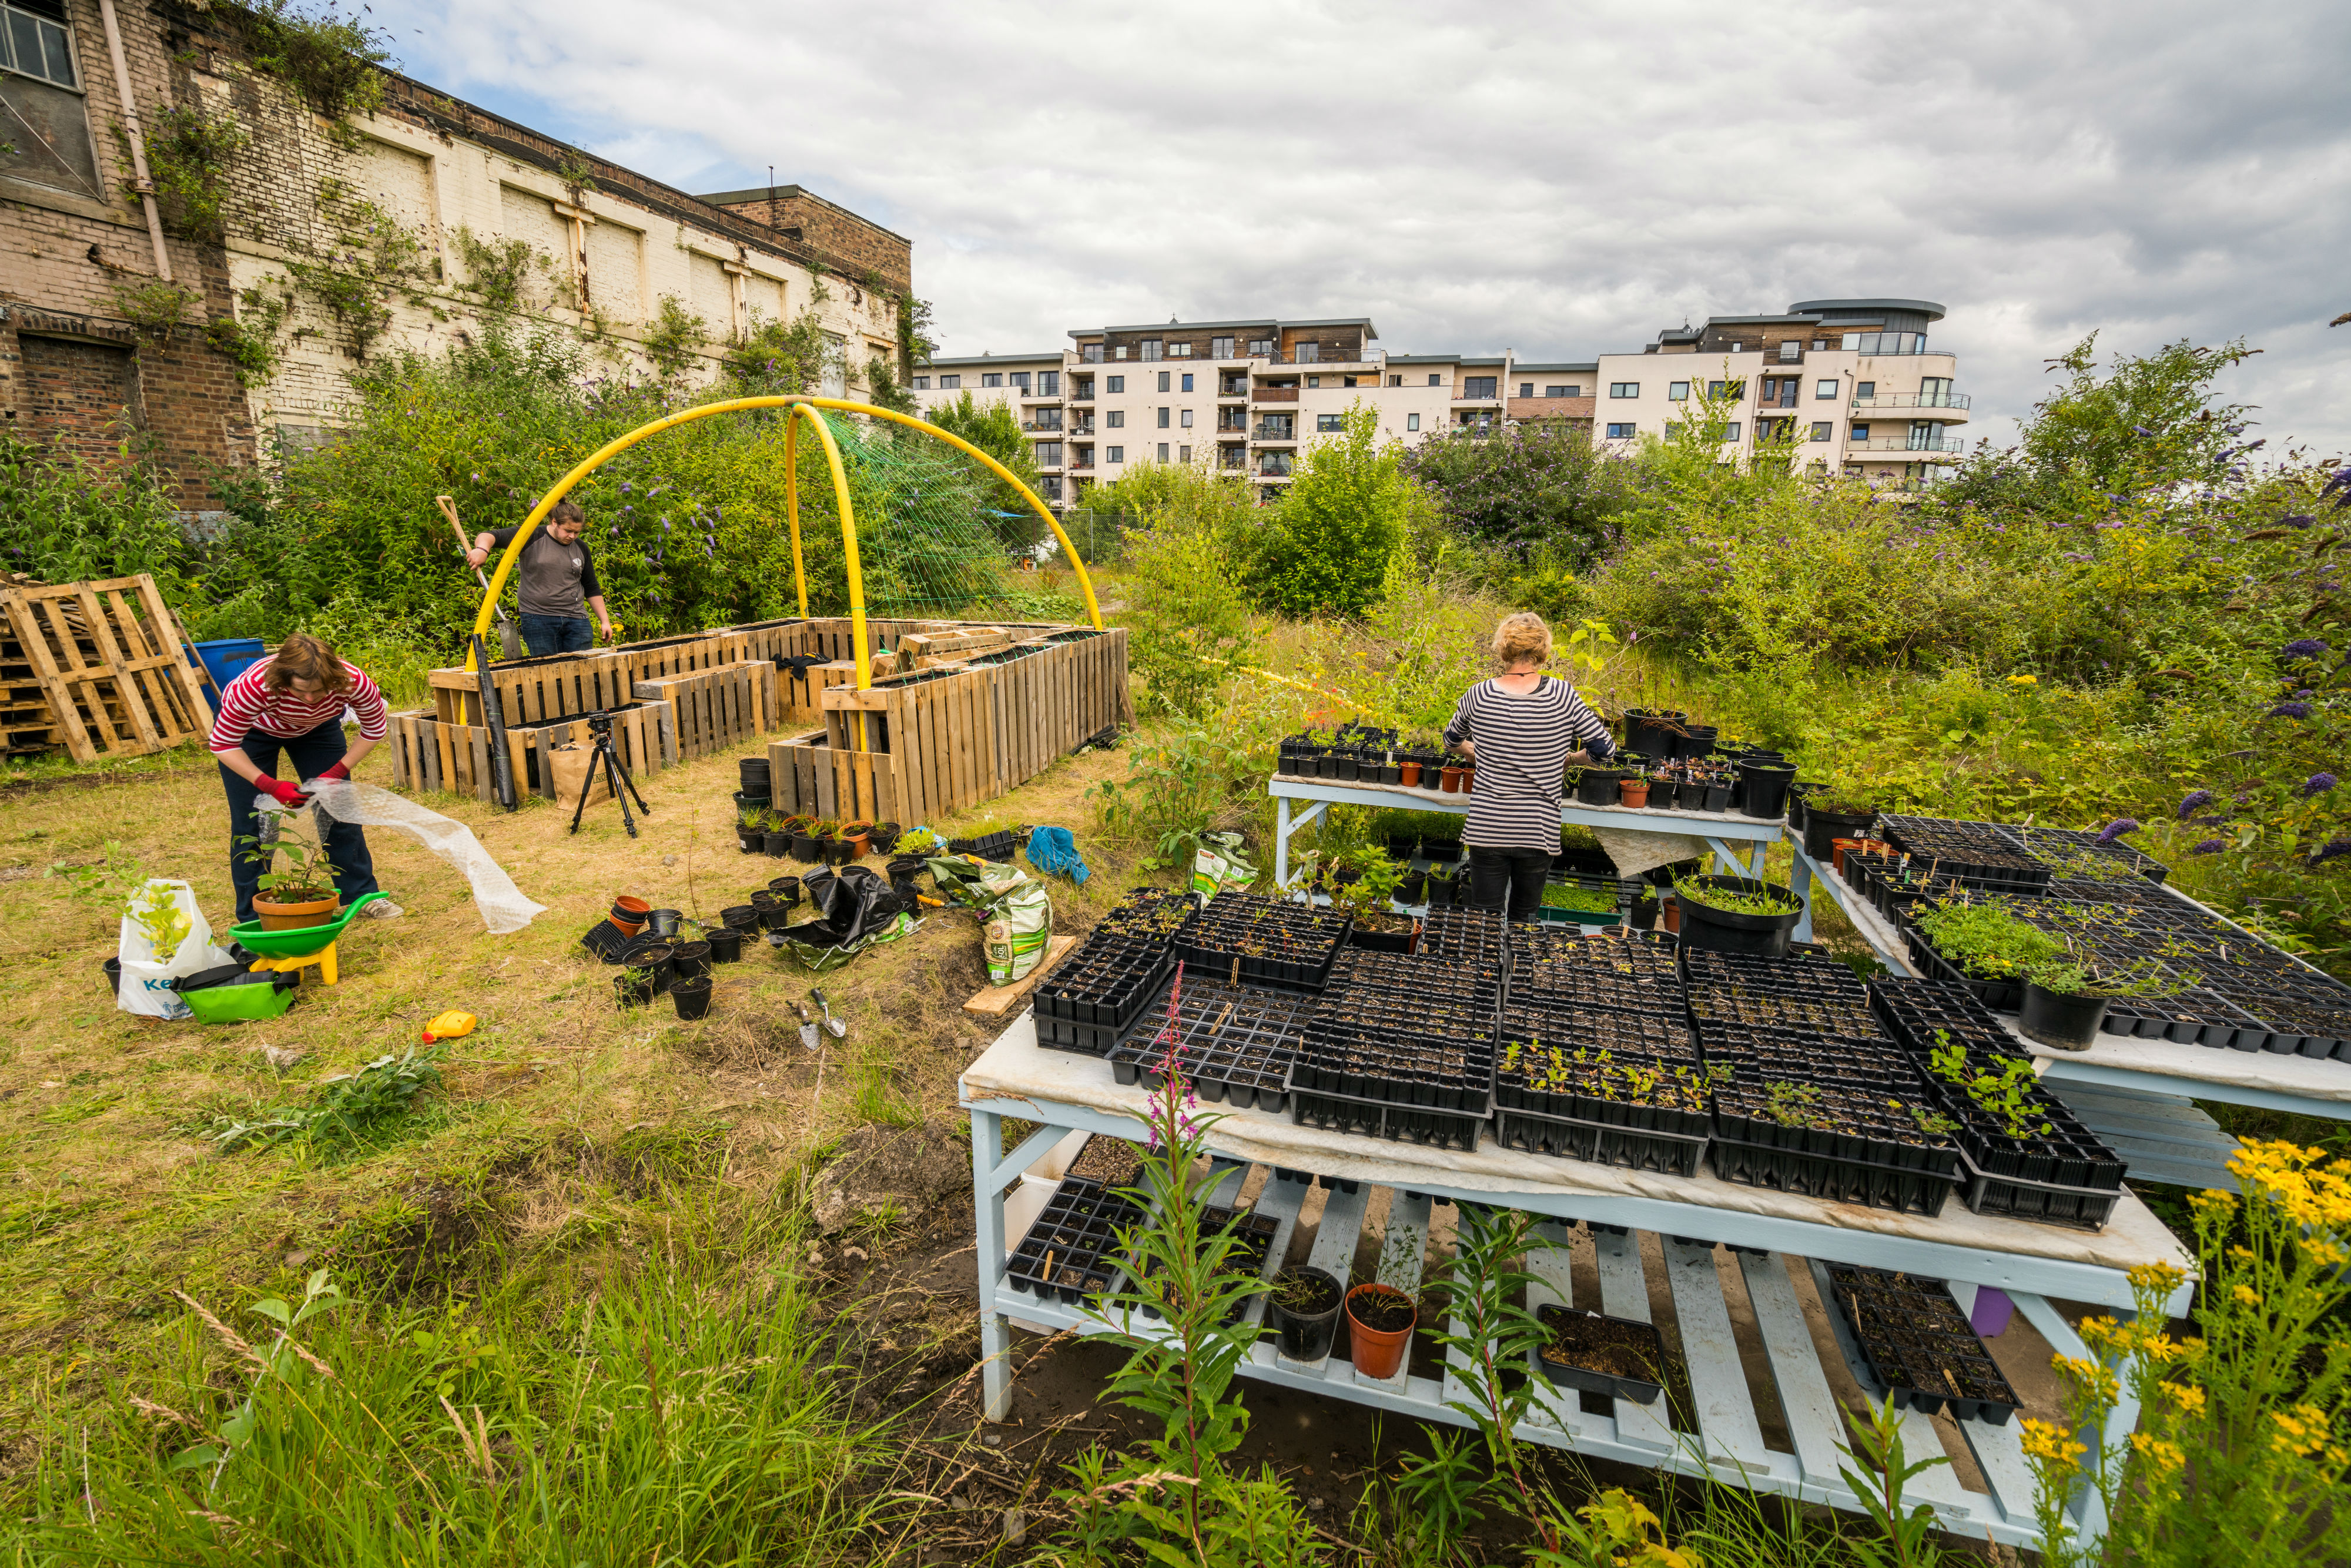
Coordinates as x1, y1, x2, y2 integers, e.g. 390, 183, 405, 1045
1259, 348, 1378, 366
1220, 454, 1248, 471
1258, 457, 1295, 478
1254, 422, 1297, 442
1218, 380, 1250, 398
1020, 387, 1062, 402
1068, 386, 1095, 402
1853, 392, 1972, 411
1070, 457, 1096, 470
1847, 436, 1967, 455
1022, 416, 1064, 433
1070, 420, 1095, 437
1254, 386, 1300, 403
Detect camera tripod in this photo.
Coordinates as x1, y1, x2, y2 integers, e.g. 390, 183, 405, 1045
568, 709, 653, 838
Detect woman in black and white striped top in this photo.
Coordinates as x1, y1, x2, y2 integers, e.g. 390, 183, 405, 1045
1444, 613, 1615, 920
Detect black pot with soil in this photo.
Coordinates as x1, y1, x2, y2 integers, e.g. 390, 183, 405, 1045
1575, 769, 1624, 807
1629, 894, 1660, 932
1397, 869, 1428, 904
1536, 1305, 1665, 1404
647, 908, 685, 938
1735, 759, 1799, 820
620, 939, 677, 991
762, 830, 793, 858
671, 975, 714, 1020
870, 822, 902, 854
1803, 801, 1880, 861
705, 926, 744, 963
1267, 1266, 1344, 1361
2019, 981, 2109, 1051
791, 831, 822, 864
735, 823, 764, 853
614, 967, 657, 1007
1675, 875, 1803, 957
721, 904, 761, 931
669, 940, 713, 983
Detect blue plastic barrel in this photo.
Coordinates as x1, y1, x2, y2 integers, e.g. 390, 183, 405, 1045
187, 638, 267, 702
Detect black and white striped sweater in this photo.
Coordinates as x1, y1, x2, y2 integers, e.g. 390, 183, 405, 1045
1442, 678, 1615, 850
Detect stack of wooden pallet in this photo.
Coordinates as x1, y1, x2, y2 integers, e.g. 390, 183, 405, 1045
0, 573, 213, 762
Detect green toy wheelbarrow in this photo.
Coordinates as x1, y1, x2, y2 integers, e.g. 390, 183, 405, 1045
225, 891, 389, 986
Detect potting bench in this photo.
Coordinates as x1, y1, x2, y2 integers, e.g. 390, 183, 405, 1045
962, 1016, 2194, 1552
1784, 835, 2351, 1188
1266, 774, 1784, 892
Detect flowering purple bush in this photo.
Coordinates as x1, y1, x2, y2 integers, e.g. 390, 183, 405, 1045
2095, 819, 2141, 843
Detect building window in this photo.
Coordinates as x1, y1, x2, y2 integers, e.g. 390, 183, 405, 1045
1178, 444, 1191, 463
1156, 443, 1169, 461
1463, 376, 1497, 399
981, 373, 1003, 387
1606, 423, 1636, 439
1850, 424, 1870, 442
1425, 374, 1442, 386
1518, 382, 1534, 398
1305, 375, 1320, 389
1856, 381, 1876, 399
1295, 343, 1320, 363
1342, 375, 1357, 387
1841, 332, 1925, 355
1811, 421, 1833, 441
1113, 346, 1128, 359
1315, 414, 1343, 433
1106, 445, 1124, 463
1168, 341, 1192, 357
937, 374, 960, 390
1778, 340, 1801, 361
1406, 413, 1420, 431
1542, 384, 1566, 397
911, 376, 930, 390
1036, 442, 1063, 466
1708, 380, 1744, 400
2, 1, 79, 86
1156, 407, 1170, 428
1180, 372, 1194, 393
1010, 371, 1029, 390
1155, 371, 1169, 393
1816, 379, 1839, 400
1722, 423, 1742, 442
1248, 338, 1274, 357
1039, 370, 1059, 395
1388, 374, 1402, 387
1140, 339, 1163, 360
1107, 410, 1124, 428
1668, 381, 1689, 401
1179, 408, 1193, 428
1610, 383, 1639, 398
1210, 336, 1234, 359
1107, 375, 1124, 393
1080, 344, 1104, 363
1041, 475, 1062, 501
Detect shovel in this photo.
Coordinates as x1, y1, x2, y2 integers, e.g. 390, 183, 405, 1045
793, 1000, 819, 1051
437, 495, 522, 661
811, 987, 848, 1038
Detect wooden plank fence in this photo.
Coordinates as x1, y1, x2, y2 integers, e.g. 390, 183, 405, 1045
633, 661, 775, 761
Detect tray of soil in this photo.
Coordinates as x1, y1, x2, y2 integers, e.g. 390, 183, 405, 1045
1172, 892, 1352, 992
1064, 1134, 1146, 1190
948, 829, 1023, 862
1128, 1206, 1282, 1322
1533, 1305, 1666, 1405
1034, 930, 1178, 1056
1702, 1021, 1960, 1215
1492, 1027, 1715, 1177
1345, 907, 1419, 952
1419, 906, 1505, 962
1876, 815, 2055, 890
1507, 927, 1687, 1014
1005, 1178, 1143, 1306
1683, 947, 1877, 1037
1267, 1265, 1345, 1361
1095, 886, 1200, 948
2007, 823, 2171, 887
1287, 952, 1502, 1151
1674, 875, 1804, 957
1818, 1264, 2021, 1424
1108, 977, 1318, 1112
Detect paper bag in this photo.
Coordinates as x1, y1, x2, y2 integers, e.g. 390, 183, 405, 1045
548, 743, 609, 812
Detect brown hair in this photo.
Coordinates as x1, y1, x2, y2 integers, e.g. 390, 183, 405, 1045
1492, 612, 1552, 668
548, 499, 585, 528
265, 632, 353, 695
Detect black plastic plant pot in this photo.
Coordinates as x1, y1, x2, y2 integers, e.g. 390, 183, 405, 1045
735, 827, 763, 853
1674, 725, 1719, 759
1804, 805, 1877, 860
669, 940, 713, 983
768, 877, 804, 903
739, 758, 771, 791
760, 903, 794, 932
762, 832, 793, 858
1575, 770, 1623, 807
1629, 897, 1660, 932
1535, 1304, 1665, 1405
647, 909, 684, 938
1676, 875, 1802, 957
823, 839, 855, 867
581, 921, 634, 963
614, 969, 656, 1007
721, 904, 761, 930
671, 976, 714, 1020
2020, 983, 2109, 1052
791, 833, 822, 864
705, 927, 744, 963
870, 822, 902, 854
1398, 869, 1427, 903
621, 940, 677, 991
1735, 760, 1798, 820
1267, 1266, 1344, 1361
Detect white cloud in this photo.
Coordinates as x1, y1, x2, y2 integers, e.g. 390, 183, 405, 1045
393, 0, 2351, 454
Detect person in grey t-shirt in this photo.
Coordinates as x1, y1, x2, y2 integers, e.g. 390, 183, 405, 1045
465, 498, 616, 655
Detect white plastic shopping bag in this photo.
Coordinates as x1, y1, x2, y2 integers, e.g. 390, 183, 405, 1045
116, 879, 235, 1020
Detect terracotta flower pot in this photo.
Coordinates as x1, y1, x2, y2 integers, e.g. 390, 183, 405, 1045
1461, 765, 1475, 791
1619, 780, 1650, 808
253, 890, 340, 933
1345, 1283, 1416, 1381
1663, 898, 1682, 933
1399, 760, 1422, 788
609, 894, 650, 938
1439, 765, 1465, 795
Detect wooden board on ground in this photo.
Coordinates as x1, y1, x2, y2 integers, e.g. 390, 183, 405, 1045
962, 934, 1079, 1018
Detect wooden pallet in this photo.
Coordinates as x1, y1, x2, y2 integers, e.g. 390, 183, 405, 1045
0, 574, 212, 761
389, 700, 676, 800
428, 649, 637, 725
632, 660, 776, 761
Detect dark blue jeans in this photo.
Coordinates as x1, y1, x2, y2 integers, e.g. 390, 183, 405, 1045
519, 614, 594, 655
220, 720, 381, 924
1469, 846, 1550, 922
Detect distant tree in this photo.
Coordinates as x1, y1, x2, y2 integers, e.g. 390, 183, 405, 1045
1401, 420, 1632, 567
1243, 403, 1410, 618
922, 390, 1046, 551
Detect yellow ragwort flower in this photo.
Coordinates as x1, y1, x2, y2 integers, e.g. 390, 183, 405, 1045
2164, 1383, 2208, 1417
2020, 1418, 2085, 1471
2233, 1284, 2263, 1308
2129, 1432, 2186, 1473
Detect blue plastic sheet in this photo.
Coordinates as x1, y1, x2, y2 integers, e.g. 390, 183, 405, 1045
1023, 824, 1091, 884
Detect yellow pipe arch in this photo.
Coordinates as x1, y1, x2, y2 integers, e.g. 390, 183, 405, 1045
464, 395, 1103, 702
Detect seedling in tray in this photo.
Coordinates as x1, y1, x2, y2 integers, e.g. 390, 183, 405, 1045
1824, 1265, 2021, 1423
1175, 891, 1351, 989
1704, 1023, 1961, 1215
1287, 952, 1502, 1150
1035, 930, 1177, 1054
1095, 886, 1198, 947
1494, 1030, 1723, 1175
1534, 1305, 1666, 1405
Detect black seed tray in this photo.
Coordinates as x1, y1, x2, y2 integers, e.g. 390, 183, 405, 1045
1289, 953, 1502, 1115
1037, 932, 1177, 1027
1290, 1087, 1488, 1152
1094, 886, 1200, 948
1173, 892, 1352, 991
2097, 986, 2273, 1050
1710, 1130, 1955, 1216
1824, 1265, 2020, 1423
1500, 996, 1696, 1062
1870, 977, 2031, 1060
2003, 823, 2171, 887
1106, 977, 1317, 1113
1506, 929, 1687, 1014
948, 829, 1022, 862
1877, 814, 2054, 886
1535, 1304, 1666, 1405
1004, 1180, 1138, 1304
1494, 1102, 1707, 1176
1685, 951, 1877, 1037
1421, 906, 1506, 962
1915, 1043, 2126, 1188
1954, 1148, 2125, 1229
1900, 925, 2029, 1011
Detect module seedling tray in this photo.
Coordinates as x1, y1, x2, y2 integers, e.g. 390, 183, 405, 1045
1821, 1264, 2020, 1424
1130, 1205, 1281, 1323
1174, 892, 1352, 991
1287, 953, 1502, 1151
1005, 1177, 1143, 1305
1094, 886, 1200, 948
1035, 931, 1177, 1055
1107, 977, 1318, 1112
1533, 1304, 1666, 1405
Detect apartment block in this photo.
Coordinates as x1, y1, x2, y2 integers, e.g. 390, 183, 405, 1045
1591, 299, 1965, 486
1, 0, 907, 510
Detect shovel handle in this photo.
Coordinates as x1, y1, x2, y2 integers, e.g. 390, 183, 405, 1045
438, 495, 511, 624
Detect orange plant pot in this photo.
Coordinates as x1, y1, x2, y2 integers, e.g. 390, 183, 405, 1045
1345, 1284, 1416, 1381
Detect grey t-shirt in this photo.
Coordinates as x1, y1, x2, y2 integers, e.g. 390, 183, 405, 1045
487, 525, 601, 618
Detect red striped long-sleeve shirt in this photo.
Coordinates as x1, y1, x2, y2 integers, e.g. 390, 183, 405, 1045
207, 656, 389, 754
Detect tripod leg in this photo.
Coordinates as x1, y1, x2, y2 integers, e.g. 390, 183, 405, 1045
568, 755, 594, 835
610, 749, 652, 816
603, 742, 638, 838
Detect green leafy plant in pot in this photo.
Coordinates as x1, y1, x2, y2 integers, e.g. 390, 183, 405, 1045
1800, 765, 1883, 861
235, 822, 344, 931
1672, 873, 1803, 956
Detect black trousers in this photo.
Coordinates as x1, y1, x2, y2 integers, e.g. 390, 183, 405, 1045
219, 720, 381, 924
1468, 846, 1551, 922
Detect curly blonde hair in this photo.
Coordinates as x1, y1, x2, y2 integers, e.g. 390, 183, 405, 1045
1492, 612, 1552, 668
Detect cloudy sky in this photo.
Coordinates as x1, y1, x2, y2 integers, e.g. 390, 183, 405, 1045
391, 0, 2351, 455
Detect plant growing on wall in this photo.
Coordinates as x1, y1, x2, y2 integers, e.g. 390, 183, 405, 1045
106, 279, 203, 338
239, 0, 392, 124
285, 194, 430, 360
206, 281, 292, 388
448, 226, 544, 316
642, 295, 707, 380
119, 103, 248, 242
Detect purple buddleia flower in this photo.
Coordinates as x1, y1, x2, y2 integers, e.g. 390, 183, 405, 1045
2095, 819, 2140, 843
2192, 839, 2226, 854
2305, 773, 2339, 797
2313, 840, 2351, 866
2177, 789, 2215, 818
2270, 702, 2314, 719
2283, 639, 2328, 659
2282, 514, 2317, 529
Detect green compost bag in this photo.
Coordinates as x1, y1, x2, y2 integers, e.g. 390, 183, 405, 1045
183, 976, 297, 1024
928, 856, 1053, 986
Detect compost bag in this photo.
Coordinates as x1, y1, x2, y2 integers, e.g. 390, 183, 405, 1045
929, 856, 1053, 985
770, 865, 919, 971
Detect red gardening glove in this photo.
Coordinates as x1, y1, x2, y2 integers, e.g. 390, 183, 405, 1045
255, 774, 311, 808
317, 760, 351, 783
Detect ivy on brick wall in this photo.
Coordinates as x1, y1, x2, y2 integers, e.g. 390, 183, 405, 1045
206, 282, 292, 388
116, 103, 248, 243
106, 279, 204, 337
284, 192, 431, 360
448, 226, 546, 316
642, 296, 708, 380
236, 0, 391, 125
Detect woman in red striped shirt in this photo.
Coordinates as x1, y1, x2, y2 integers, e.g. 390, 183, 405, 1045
208, 633, 400, 924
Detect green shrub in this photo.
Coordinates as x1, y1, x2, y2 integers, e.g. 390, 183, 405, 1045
1243, 403, 1411, 618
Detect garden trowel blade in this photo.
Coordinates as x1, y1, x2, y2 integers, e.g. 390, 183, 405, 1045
795, 1001, 819, 1051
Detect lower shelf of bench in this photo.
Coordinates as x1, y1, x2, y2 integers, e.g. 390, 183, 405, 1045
990, 1165, 2045, 1549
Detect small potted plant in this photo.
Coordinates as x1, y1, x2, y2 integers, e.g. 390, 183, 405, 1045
236, 825, 343, 931
869, 821, 902, 854
840, 819, 876, 859
1268, 1265, 1344, 1361
1673, 873, 1803, 956
1629, 887, 1661, 931
792, 817, 829, 865
1618, 771, 1651, 809
735, 809, 765, 853
1345, 1280, 1416, 1380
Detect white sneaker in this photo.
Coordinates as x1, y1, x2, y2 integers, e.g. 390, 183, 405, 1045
359, 899, 403, 919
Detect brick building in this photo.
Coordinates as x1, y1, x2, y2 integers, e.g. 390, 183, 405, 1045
0, 0, 910, 513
